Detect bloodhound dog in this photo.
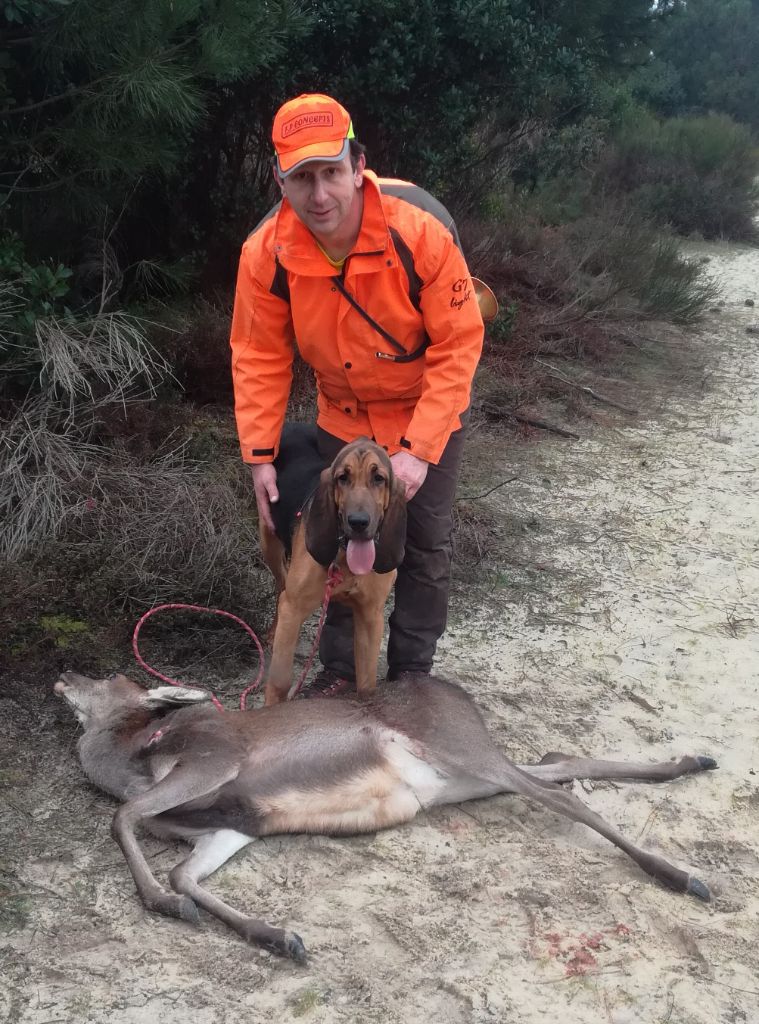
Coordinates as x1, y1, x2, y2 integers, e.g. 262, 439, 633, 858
260, 424, 407, 705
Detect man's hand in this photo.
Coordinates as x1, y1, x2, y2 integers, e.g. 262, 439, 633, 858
251, 463, 279, 532
390, 451, 428, 501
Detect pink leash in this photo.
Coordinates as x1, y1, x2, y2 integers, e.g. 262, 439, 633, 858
131, 564, 344, 710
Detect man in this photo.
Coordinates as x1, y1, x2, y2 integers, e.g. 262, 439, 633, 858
229, 93, 484, 695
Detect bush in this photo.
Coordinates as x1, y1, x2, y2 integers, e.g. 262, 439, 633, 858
466, 191, 717, 335
599, 110, 759, 239
0, 240, 282, 629
560, 207, 719, 323
0, 286, 273, 629
1, 395, 267, 616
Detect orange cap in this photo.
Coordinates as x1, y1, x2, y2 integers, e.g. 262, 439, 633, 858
272, 94, 355, 177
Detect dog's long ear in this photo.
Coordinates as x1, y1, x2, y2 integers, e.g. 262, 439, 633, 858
373, 474, 407, 573
305, 466, 340, 567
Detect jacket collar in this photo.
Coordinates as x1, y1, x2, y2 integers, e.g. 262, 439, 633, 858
273, 170, 390, 277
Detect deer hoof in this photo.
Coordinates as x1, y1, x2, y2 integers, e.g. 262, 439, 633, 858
696, 756, 718, 771
240, 920, 306, 960
177, 895, 201, 923
283, 930, 307, 963
687, 876, 711, 901
147, 892, 199, 923
262, 928, 307, 962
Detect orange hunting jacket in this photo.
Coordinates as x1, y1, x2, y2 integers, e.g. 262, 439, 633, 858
230, 170, 484, 466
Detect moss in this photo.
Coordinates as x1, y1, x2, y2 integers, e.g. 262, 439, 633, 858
39, 614, 90, 648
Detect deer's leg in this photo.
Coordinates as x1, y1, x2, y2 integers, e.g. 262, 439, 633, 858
465, 756, 710, 899
518, 753, 718, 784
111, 764, 239, 922
168, 830, 307, 962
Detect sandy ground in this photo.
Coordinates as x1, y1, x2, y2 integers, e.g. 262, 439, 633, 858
2, 240, 758, 1023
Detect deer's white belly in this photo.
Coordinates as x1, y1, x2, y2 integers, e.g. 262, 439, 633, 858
254, 731, 452, 836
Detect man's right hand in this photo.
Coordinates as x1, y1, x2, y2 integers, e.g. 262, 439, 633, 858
251, 463, 279, 532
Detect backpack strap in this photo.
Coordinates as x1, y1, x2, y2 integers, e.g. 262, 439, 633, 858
270, 257, 290, 303
388, 227, 422, 312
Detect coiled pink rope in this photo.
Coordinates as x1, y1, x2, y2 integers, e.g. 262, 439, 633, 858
132, 603, 265, 711
131, 565, 343, 710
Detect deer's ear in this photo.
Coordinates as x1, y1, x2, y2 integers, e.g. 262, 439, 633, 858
143, 687, 211, 708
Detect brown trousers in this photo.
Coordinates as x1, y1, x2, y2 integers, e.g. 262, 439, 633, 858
317, 414, 468, 679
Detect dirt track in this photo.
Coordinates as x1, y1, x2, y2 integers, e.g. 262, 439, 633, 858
2, 241, 758, 1023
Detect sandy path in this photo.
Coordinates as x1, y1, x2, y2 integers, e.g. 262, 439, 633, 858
2, 242, 758, 1024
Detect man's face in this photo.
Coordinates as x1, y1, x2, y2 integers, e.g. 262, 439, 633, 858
276, 153, 365, 245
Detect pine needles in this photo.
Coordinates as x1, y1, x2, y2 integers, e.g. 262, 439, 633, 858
34, 312, 171, 405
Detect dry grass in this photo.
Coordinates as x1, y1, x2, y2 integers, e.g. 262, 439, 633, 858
83, 450, 265, 611
1, 408, 266, 611
1, 307, 174, 561
33, 312, 171, 404
0, 307, 268, 626
0, 398, 106, 561
452, 497, 503, 566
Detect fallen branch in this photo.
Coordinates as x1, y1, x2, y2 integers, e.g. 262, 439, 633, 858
623, 689, 661, 715
535, 359, 639, 414
480, 403, 581, 440
507, 412, 580, 440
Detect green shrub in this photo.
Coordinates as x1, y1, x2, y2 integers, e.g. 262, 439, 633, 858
599, 110, 759, 239
561, 206, 718, 323
0, 234, 73, 385
640, 235, 719, 320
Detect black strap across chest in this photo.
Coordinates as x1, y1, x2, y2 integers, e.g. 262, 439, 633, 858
330, 273, 429, 363
271, 227, 428, 363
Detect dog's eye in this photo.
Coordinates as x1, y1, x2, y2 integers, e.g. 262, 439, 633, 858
372, 472, 386, 485
336, 471, 350, 484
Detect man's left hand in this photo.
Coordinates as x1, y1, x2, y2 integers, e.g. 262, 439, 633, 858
390, 451, 428, 500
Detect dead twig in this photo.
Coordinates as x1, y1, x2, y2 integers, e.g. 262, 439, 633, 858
535, 359, 639, 414
480, 401, 581, 439
623, 689, 661, 715
463, 476, 519, 501
721, 608, 755, 639
508, 412, 581, 440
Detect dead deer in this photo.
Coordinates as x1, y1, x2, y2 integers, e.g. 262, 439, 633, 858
55, 669, 716, 961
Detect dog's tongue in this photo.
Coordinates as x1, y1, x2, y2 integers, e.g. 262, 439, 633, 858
346, 539, 376, 575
